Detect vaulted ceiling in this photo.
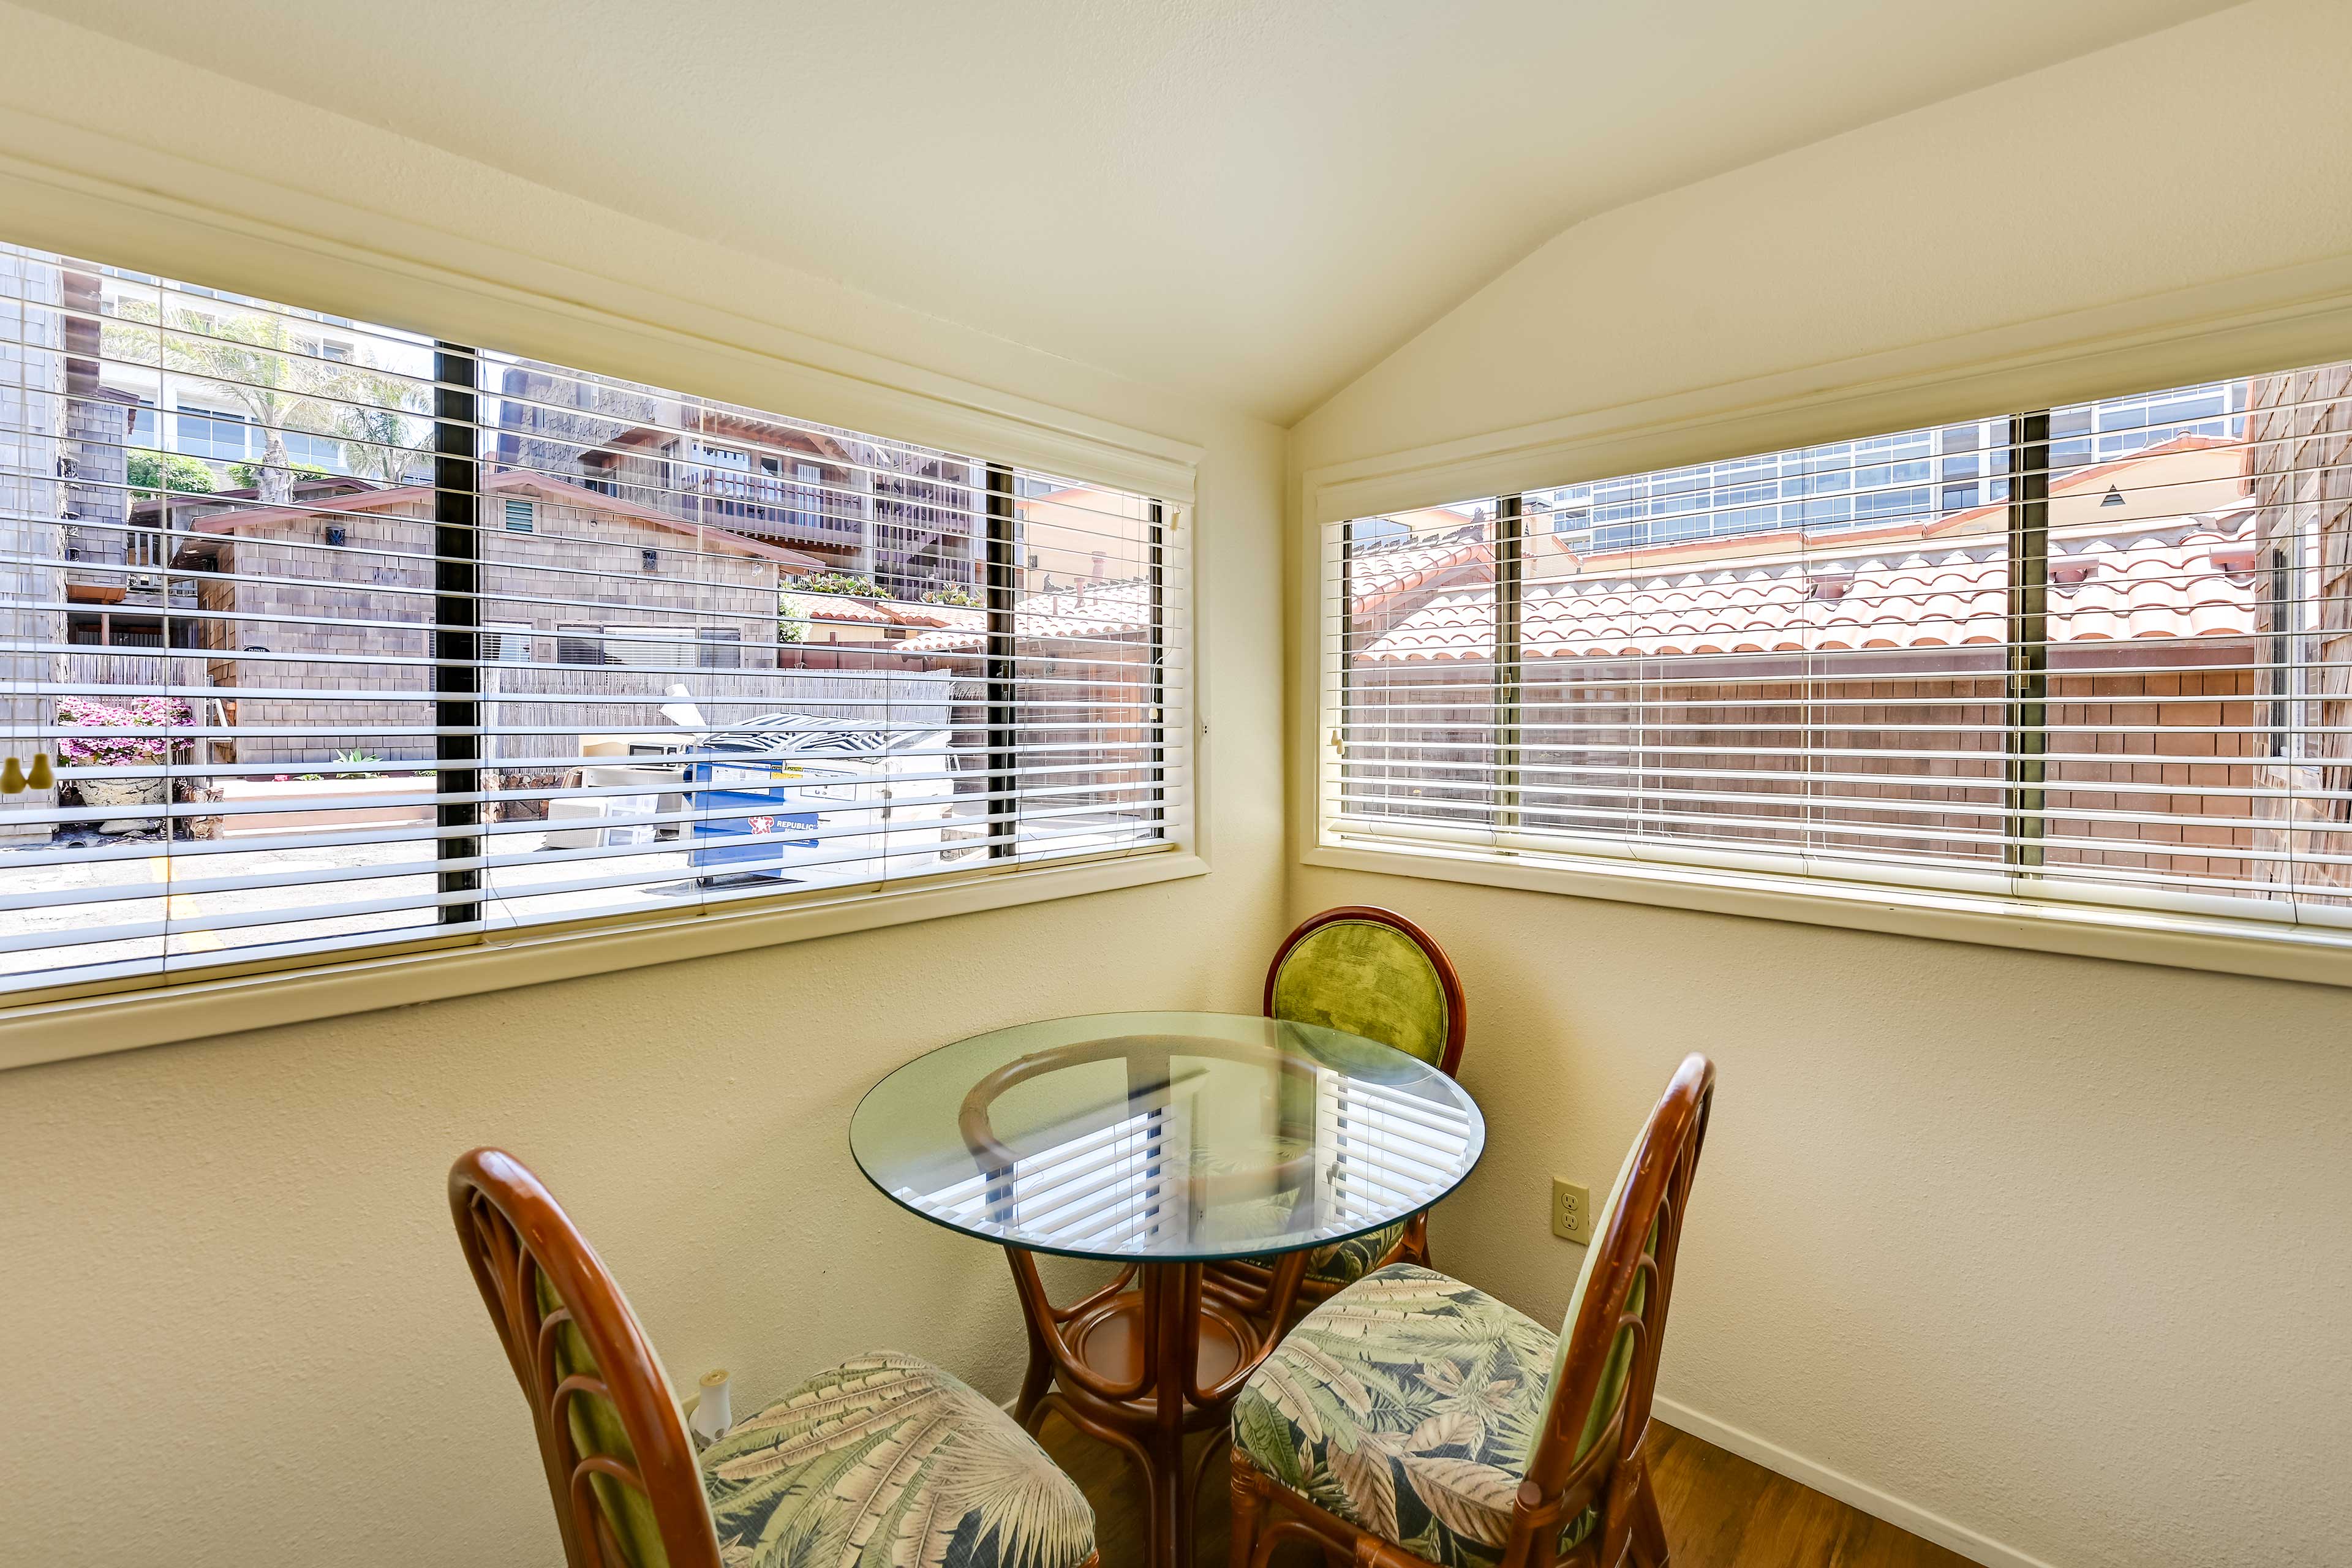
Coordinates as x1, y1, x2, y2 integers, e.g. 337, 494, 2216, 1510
22, 0, 2237, 424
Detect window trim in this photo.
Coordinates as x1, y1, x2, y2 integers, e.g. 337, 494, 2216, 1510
0, 847, 1208, 1072
1296, 279, 2352, 990
1300, 837, 2352, 989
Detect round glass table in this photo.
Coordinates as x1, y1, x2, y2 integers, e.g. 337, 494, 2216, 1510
851, 1011, 1485, 1568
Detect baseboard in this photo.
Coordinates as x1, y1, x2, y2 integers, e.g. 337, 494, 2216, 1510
1651, 1396, 2059, 1568
1015, 1381, 2054, 1568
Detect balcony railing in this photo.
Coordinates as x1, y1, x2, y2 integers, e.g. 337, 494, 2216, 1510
684, 472, 866, 542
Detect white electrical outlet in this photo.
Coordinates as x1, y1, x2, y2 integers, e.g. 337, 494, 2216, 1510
1551, 1177, 1591, 1243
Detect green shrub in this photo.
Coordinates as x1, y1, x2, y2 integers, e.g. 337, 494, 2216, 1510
125, 449, 216, 499
789, 570, 880, 598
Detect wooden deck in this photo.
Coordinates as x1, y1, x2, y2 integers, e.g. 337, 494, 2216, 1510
1036, 1414, 1977, 1568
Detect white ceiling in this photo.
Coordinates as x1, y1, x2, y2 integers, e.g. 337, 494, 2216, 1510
27, 0, 2235, 424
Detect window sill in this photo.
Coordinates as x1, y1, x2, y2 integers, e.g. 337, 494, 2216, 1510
1302, 840, 2352, 990
0, 849, 1208, 1072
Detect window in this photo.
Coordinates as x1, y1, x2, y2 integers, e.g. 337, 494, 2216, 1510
483, 622, 532, 663
697, 627, 743, 669
556, 625, 606, 665
1531, 418, 2013, 554
1324, 360, 2352, 943
173, 405, 249, 461
281, 428, 345, 472
598, 625, 695, 670
1, 243, 1188, 1007
788, 461, 824, 533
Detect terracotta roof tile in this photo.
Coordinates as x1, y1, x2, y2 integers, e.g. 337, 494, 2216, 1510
899, 578, 1155, 653
1361, 516, 2259, 663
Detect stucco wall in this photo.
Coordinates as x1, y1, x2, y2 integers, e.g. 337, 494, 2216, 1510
0, 10, 1287, 1568
1289, 5, 2352, 1566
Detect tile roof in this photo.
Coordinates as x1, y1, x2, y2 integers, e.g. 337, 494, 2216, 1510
782, 590, 899, 625
898, 578, 1156, 653
1361, 514, 2260, 663
782, 593, 988, 631
1347, 532, 1490, 609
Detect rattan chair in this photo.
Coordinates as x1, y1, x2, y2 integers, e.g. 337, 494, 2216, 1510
1203, 907, 1467, 1325
450, 1148, 1100, 1568
1227, 1054, 1715, 1568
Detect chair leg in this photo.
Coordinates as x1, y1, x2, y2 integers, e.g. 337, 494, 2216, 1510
1398, 1210, 1433, 1270
1014, 1316, 1053, 1427
1627, 1458, 1671, 1568
1229, 1455, 1262, 1568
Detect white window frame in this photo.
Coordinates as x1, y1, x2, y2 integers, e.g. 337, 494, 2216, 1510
0, 219, 1206, 1071
1297, 328, 2352, 993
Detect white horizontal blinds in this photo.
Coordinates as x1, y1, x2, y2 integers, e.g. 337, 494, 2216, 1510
468, 347, 986, 924
0, 248, 464, 993
1002, 469, 1185, 862
2037, 369, 2350, 922
0, 242, 1186, 999
1323, 361, 2352, 930
466, 355, 1180, 931
1327, 502, 1500, 834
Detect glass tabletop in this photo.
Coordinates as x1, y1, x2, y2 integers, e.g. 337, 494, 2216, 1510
850, 1011, 1485, 1264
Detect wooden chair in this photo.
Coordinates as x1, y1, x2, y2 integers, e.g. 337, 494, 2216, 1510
450, 1147, 1100, 1568
1204, 907, 1467, 1324
1227, 1054, 1716, 1568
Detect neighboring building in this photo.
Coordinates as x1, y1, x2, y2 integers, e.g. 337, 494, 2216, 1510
2247, 363, 2352, 900
88, 267, 408, 490
0, 245, 69, 842
1522, 381, 2243, 554
174, 470, 822, 763
494, 363, 984, 600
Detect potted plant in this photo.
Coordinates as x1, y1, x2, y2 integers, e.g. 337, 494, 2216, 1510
56, 695, 194, 833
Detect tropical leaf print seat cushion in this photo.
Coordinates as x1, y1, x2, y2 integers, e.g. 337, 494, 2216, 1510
1230, 1265, 1589, 1568
699, 1352, 1095, 1568
1302, 1219, 1408, 1287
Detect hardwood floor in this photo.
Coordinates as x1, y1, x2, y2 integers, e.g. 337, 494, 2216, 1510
1036, 1414, 1975, 1568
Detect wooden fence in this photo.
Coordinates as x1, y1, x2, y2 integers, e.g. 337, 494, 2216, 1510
1345, 639, 2266, 889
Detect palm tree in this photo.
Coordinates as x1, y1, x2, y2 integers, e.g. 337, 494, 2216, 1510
336, 370, 433, 484
104, 296, 345, 505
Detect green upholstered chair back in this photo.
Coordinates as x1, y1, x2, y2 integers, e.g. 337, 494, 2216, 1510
451, 1149, 719, 1568
1526, 1055, 1714, 1518
1264, 907, 1465, 1074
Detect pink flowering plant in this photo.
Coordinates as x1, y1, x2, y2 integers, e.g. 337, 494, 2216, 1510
55, 695, 194, 767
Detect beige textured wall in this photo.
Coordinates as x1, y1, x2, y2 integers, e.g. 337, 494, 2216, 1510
1289, 6, 2352, 1567
0, 10, 1286, 1568
1291, 1, 2352, 479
